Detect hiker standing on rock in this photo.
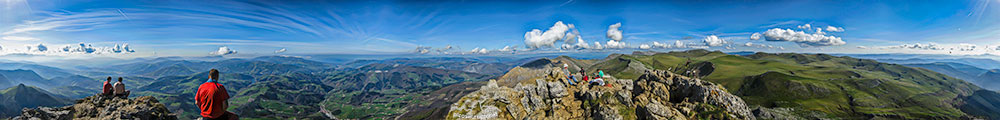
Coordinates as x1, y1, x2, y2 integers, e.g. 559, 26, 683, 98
103, 77, 114, 96
196, 69, 239, 120
114, 77, 130, 98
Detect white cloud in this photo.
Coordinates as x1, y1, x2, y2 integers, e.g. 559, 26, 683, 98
210, 46, 237, 55
435, 45, 459, 54
750, 33, 762, 40
572, 36, 590, 49
825, 26, 844, 32
1, 36, 39, 41
605, 40, 628, 49
497, 45, 517, 52
57, 42, 135, 54
674, 40, 685, 48
591, 42, 604, 49
564, 24, 579, 44
274, 48, 287, 53
469, 47, 489, 54
744, 42, 754, 47
651, 41, 669, 48
762, 28, 846, 46
3, 42, 135, 55
857, 46, 868, 49
703, 35, 727, 46
639, 44, 651, 49
797, 24, 811, 30
815, 28, 826, 35
27, 44, 48, 52
958, 43, 977, 51
524, 21, 571, 49
607, 23, 623, 41
414, 46, 431, 54
885, 42, 945, 50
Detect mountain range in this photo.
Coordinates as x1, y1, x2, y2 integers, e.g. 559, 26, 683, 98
0, 51, 999, 119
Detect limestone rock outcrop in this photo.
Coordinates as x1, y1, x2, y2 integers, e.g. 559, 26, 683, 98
447, 65, 754, 120
12, 94, 177, 120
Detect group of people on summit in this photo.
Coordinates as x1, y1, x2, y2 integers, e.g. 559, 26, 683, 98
101, 69, 238, 120
101, 77, 131, 98
562, 63, 609, 87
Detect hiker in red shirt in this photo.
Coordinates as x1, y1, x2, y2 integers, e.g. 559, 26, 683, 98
195, 69, 238, 120
102, 77, 113, 96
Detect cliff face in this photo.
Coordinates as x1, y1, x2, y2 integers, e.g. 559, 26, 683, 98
446, 65, 754, 120
12, 94, 176, 120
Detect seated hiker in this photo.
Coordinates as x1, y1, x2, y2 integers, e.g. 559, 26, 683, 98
114, 77, 130, 98
598, 69, 605, 78
580, 69, 589, 82
563, 64, 576, 85
196, 69, 239, 120
103, 77, 114, 96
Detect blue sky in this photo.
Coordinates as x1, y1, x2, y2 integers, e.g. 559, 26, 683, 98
1, 0, 999, 58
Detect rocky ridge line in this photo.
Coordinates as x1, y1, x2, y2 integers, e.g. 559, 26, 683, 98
446, 65, 754, 120
12, 94, 177, 120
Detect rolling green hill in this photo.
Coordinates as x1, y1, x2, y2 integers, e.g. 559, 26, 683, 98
573, 49, 997, 119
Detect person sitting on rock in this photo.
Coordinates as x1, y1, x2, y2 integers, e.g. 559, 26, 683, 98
598, 69, 605, 78
563, 64, 576, 85
114, 77, 130, 98
580, 69, 589, 82
196, 69, 239, 120
103, 76, 114, 96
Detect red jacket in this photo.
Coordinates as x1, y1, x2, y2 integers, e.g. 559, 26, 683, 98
102, 81, 113, 94
196, 82, 229, 118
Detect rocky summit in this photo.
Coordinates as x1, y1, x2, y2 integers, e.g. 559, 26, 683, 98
12, 94, 177, 120
446, 64, 754, 119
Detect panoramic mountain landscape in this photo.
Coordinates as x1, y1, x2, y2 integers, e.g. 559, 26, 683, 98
2, 0, 1000, 120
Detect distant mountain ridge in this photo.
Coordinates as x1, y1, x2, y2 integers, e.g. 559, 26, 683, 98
0, 84, 72, 118
905, 62, 1000, 91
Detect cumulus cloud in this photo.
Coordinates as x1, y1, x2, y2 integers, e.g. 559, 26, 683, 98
825, 26, 844, 32
275, 48, 287, 53
497, 45, 517, 52
607, 23, 623, 41
744, 42, 754, 47
591, 42, 604, 49
703, 35, 727, 46
469, 47, 489, 54
605, 40, 628, 49
651, 41, 669, 48
524, 21, 572, 49
639, 44, 651, 49
414, 46, 431, 54
958, 43, 977, 51
750, 33, 762, 40
27, 44, 48, 52
674, 40, 686, 48
762, 28, 846, 46
885, 43, 945, 50
797, 24, 811, 29
5, 42, 135, 55
1, 36, 39, 41
210, 46, 237, 55
564, 24, 579, 44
